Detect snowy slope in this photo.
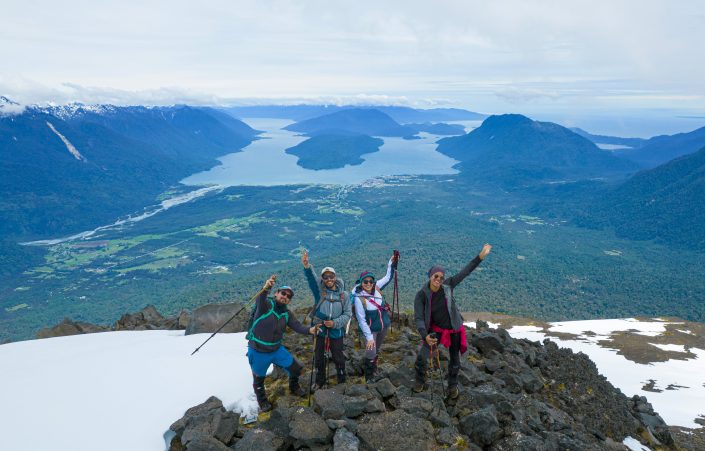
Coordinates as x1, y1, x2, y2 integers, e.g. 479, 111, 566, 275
0, 331, 257, 451
466, 318, 705, 428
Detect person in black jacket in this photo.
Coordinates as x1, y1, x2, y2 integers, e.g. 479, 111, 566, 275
247, 275, 319, 412
413, 244, 492, 399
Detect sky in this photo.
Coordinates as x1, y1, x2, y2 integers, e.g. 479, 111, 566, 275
2, 0, 705, 135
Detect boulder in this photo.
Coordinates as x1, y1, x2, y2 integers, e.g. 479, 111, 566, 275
287, 407, 332, 448
471, 331, 506, 355
234, 428, 285, 451
343, 396, 368, 418
185, 303, 250, 335
313, 387, 346, 420
459, 406, 502, 447
357, 410, 435, 451
115, 305, 166, 330
333, 427, 360, 451
36, 318, 109, 339
370, 378, 396, 398
183, 434, 231, 451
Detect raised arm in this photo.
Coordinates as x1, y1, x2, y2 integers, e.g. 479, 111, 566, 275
301, 249, 321, 301
376, 256, 397, 291
258, 275, 276, 310
444, 244, 492, 289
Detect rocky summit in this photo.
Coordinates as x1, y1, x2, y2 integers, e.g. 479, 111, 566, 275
167, 312, 674, 451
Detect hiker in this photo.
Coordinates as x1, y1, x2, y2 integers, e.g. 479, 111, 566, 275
301, 249, 351, 389
351, 252, 398, 382
413, 243, 492, 399
247, 274, 319, 412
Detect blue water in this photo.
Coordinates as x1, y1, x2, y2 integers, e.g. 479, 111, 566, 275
181, 118, 462, 187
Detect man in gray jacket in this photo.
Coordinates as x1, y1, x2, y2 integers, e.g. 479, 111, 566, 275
413, 244, 492, 398
302, 249, 352, 389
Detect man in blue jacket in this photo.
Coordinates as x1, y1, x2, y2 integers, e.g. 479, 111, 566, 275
247, 274, 319, 412
301, 249, 352, 389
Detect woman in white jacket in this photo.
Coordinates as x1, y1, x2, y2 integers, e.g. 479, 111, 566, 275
352, 252, 398, 382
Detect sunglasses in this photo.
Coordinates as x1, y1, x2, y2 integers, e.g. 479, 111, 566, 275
279, 291, 293, 299
432, 274, 445, 281
362, 278, 375, 285
322, 274, 336, 281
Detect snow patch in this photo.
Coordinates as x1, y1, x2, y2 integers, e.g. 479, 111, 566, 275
623, 436, 651, 450
46, 121, 86, 162
464, 320, 501, 329
0, 330, 257, 451
507, 323, 705, 428
651, 343, 688, 353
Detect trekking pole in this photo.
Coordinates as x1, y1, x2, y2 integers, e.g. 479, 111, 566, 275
432, 343, 446, 398
392, 250, 400, 330
324, 330, 330, 387
308, 333, 318, 407
190, 287, 264, 356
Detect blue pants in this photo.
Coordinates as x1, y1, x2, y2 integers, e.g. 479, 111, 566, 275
247, 346, 294, 377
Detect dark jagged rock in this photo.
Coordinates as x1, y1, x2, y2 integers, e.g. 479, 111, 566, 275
36, 318, 110, 339
357, 409, 435, 451
459, 406, 502, 446
36, 305, 188, 339
185, 303, 249, 335
333, 427, 359, 451
169, 319, 676, 450
287, 406, 332, 448
233, 428, 285, 451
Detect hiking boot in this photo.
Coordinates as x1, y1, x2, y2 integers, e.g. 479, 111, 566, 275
336, 366, 346, 384
310, 382, 326, 392
289, 381, 306, 397
412, 380, 428, 393
364, 358, 375, 383
253, 376, 272, 412
447, 385, 459, 400
287, 360, 306, 396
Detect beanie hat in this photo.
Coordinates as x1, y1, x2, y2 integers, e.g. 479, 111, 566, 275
357, 271, 375, 284
428, 265, 446, 278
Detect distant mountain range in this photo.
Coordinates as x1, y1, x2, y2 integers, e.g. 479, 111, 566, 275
0, 101, 258, 238
223, 104, 486, 123
614, 125, 705, 168
578, 145, 705, 248
436, 114, 638, 186
570, 128, 647, 149
283, 108, 416, 137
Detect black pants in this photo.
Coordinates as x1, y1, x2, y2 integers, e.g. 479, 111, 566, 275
315, 335, 345, 385
415, 333, 461, 387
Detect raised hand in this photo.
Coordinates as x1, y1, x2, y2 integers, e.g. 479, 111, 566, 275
479, 243, 492, 260
264, 274, 277, 290
301, 249, 310, 268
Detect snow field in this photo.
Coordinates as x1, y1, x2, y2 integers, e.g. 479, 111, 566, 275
0, 330, 257, 451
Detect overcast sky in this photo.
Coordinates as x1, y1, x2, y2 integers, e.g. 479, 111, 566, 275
2, 0, 705, 129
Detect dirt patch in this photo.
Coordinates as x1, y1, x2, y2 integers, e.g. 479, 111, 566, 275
669, 425, 705, 450
461, 311, 549, 329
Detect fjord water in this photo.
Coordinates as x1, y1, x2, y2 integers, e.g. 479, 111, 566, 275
181, 118, 461, 186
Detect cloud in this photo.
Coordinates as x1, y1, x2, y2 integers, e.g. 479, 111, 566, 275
1, 0, 704, 112
494, 87, 560, 104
